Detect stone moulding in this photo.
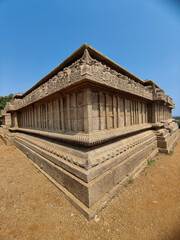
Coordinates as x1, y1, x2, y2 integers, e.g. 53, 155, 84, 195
13, 129, 158, 217
11, 126, 155, 173
1, 43, 179, 219
9, 123, 152, 146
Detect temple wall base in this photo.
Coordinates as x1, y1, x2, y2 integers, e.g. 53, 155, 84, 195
8, 128, 159, 219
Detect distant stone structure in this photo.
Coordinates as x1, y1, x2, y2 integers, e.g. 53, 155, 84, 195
0, 44, 179, 219
0, 110, 11, 126
0, 110, 12, 143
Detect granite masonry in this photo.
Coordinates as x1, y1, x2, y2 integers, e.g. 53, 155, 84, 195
0, 44, 179, 219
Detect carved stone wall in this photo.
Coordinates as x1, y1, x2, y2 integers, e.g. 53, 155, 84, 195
15, 86, 151, 133
155, 104, 172, 122
17, 89, 86, 132
15, 85, 172, 133
1, 44, 178, 220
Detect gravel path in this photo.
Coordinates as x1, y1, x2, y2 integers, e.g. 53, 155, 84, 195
0, 136, 180, 240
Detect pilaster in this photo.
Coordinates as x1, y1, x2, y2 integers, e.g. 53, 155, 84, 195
83, 88, 92, 133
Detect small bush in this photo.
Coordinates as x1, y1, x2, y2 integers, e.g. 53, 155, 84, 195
128, 179, 134, 184
148, 159, 155, 166
168, 151, 173, 156
125, 179, 134, 187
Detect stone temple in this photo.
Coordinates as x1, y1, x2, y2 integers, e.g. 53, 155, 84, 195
0, 43, 179, 219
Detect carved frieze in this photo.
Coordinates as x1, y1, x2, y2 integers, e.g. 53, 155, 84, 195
9, 49, 157, 111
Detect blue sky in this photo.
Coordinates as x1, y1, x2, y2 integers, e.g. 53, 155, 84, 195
0, 0, 180, 115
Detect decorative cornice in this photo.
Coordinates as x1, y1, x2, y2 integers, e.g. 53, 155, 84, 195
6, 50, 158, 112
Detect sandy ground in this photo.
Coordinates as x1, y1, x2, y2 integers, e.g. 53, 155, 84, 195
0, 137, 180, 240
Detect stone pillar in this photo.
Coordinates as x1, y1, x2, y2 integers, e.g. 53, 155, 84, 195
83, 88, 92, 133
71, 93, 78, 132
13, 112, 18, 128
66, 95, 71, 131
141, 103, 144, 124
60, 96, 64, 131
151, 103, 155, 123
105, 93, 109, 129
113, 95, 117, 129
147, 103, 152, 123
117, 96, 121, 128
151, 103, 159, 123
170, 108, 172, 118
45, 103, 48, 129
119, 97, 124, 127
124, 99, 127, 126
47, 102, 53, 130
130, 100, 133, 125
157, 104, 159, 122
99, 92, 105, 130
135, 101, 138, 124
30, 107, 33, 128
145, 104, 148, 123
34, 107, 37, 129
40, 105, 43, 129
